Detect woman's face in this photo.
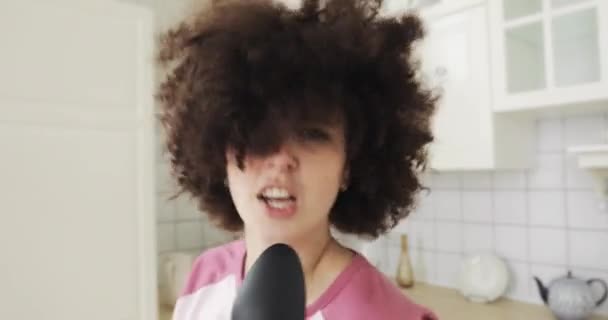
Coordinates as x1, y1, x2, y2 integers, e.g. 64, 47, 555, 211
226, 122, 347, 243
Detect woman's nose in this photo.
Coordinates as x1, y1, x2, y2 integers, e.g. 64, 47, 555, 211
264, 144, 298, 172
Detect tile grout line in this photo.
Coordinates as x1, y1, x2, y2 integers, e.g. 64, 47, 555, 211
416, 218, 608, 232
459, 173, 464, 263
524, 149, 533, 298
430, 174, 438, 283
171, 196, 179, 252
490, 172, 497, 259
561, 115, 572, 272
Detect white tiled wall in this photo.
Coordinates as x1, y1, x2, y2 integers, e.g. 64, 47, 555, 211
378, 113, 608, 315
155, 120, 236, 257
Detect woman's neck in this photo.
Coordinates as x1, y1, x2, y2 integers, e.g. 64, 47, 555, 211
243, 229, 353, 304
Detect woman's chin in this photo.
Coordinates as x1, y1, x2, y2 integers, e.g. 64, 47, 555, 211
254, 223, 306, 244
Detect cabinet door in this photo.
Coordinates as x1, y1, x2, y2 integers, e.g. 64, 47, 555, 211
0, 1, 157, 320
420, 6, 493, 170
491, 0, 608, 111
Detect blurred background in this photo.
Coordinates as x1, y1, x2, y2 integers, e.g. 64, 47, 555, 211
1, 0, 607, 319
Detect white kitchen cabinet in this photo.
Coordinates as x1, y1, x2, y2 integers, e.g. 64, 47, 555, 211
381, 1, 533, 170
489, 0, 608, 113
0, 1, 157, 320
414, 3, 533, 170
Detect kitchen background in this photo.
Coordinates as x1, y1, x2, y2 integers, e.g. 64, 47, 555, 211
2, 0, 607, 319
150, 0, 608, 317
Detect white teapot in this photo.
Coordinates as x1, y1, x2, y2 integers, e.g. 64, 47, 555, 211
534, 271, 608, 320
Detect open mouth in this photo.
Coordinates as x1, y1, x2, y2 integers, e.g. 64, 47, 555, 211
257, 187, 296, 209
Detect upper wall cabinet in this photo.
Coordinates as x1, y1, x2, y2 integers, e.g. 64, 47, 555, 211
489, 0, 608, 113
421, 3, 533, 170
383, 0, 534, 170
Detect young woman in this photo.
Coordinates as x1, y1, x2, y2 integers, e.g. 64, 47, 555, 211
156, 0, 438, 319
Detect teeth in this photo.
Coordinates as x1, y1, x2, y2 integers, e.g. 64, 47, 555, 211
267, 199, 292, 209
262, 187, 290, 199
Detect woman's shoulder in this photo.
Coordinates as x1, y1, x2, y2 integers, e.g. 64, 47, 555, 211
179, 240, 245, 297
323, 256, 438, 320
172, 241, 245, 319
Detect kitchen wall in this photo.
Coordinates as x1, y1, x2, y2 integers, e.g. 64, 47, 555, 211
380, 112, 608, 314
155, 123, 236, 256
150, 0, 207, 260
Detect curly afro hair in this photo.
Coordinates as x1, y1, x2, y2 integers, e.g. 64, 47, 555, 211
155, 0, 438, 238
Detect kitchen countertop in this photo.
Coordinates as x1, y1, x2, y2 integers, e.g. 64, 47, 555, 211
158, 282, 608, 320
402, 282, 608, 320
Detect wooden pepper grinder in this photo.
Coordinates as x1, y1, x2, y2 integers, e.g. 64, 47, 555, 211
396, 233, 414, 288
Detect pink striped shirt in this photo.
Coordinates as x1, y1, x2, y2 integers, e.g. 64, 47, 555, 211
173, 240, 438, 320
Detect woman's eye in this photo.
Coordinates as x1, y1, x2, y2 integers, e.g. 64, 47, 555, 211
298, 128, 330, 142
